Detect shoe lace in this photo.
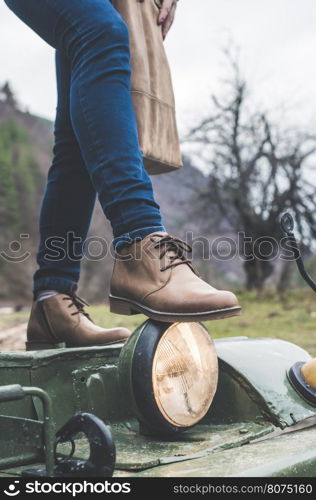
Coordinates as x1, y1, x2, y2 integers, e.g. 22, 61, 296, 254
151, 234, 197, 274
62, 294, 92, 321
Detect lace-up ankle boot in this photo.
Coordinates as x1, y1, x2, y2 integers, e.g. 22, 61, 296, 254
26, 293, 130, 350
110, 232, 241, 322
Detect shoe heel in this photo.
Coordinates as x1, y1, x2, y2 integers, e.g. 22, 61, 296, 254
109, 296, 138, 316
26, 341, 66, 351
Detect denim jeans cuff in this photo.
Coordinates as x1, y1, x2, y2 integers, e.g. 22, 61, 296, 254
113, 225, 166, 249
33, 277, 78, 300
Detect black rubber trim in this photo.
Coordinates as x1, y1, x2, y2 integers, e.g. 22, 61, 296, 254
131, 319, 193, 436
288, 361, 316, 407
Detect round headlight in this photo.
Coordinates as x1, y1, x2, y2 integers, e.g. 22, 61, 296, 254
118, 320, 218, 436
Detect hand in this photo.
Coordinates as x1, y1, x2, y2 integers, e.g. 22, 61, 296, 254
158, 0, 178, 40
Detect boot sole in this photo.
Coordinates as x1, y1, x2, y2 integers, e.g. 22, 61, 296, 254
109, 295, 241, 322
25, 338, 127, 351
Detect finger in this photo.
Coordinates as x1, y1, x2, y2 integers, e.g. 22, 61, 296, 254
162, 3, 177, 39
158, 0, 173, 25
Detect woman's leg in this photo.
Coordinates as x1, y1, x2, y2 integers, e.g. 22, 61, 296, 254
5, 0, 164, 261
5, 0, 240, 325
29, 49, 130, 347
33, 51, 97, 296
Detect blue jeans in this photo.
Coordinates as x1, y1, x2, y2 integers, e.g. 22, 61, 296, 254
4, 0, 165, 297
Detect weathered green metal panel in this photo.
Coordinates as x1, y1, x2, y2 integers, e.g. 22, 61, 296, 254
0, 416, 43, 467
211, 337, 315, 428
54, 421, 272, 471
205, 368, 266, 424
0, 354, 35, 420
113, 421, 273, 471
3, 424, 316, 477
0, 346, 124, 430
1, 331, 316, 477
72, 365, 130, 421
0, 421, 274, 476
112, 426, 316, 477
237, 450, 316, 477
1, 334, 314, 432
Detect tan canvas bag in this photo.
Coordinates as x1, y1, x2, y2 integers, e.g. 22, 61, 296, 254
111, 0, 183, 174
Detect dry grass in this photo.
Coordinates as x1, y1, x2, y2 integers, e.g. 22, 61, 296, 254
89, 287, 316, 357
0, 288, 315, 355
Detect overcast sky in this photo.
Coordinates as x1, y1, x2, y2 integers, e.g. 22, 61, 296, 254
1, 0, 316, 135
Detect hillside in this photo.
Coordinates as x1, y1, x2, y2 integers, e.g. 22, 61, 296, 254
0, 95, 51, 302
1, 90, 228, 304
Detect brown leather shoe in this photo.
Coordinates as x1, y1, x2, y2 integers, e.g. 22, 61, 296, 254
110, 233, 241, 322
26, 293, 131, 350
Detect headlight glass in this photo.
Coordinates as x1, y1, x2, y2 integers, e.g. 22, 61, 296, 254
152, 322, 218, 427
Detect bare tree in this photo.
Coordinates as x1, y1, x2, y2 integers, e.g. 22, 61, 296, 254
0, 81, 17, 108
184, 53, 316, 290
